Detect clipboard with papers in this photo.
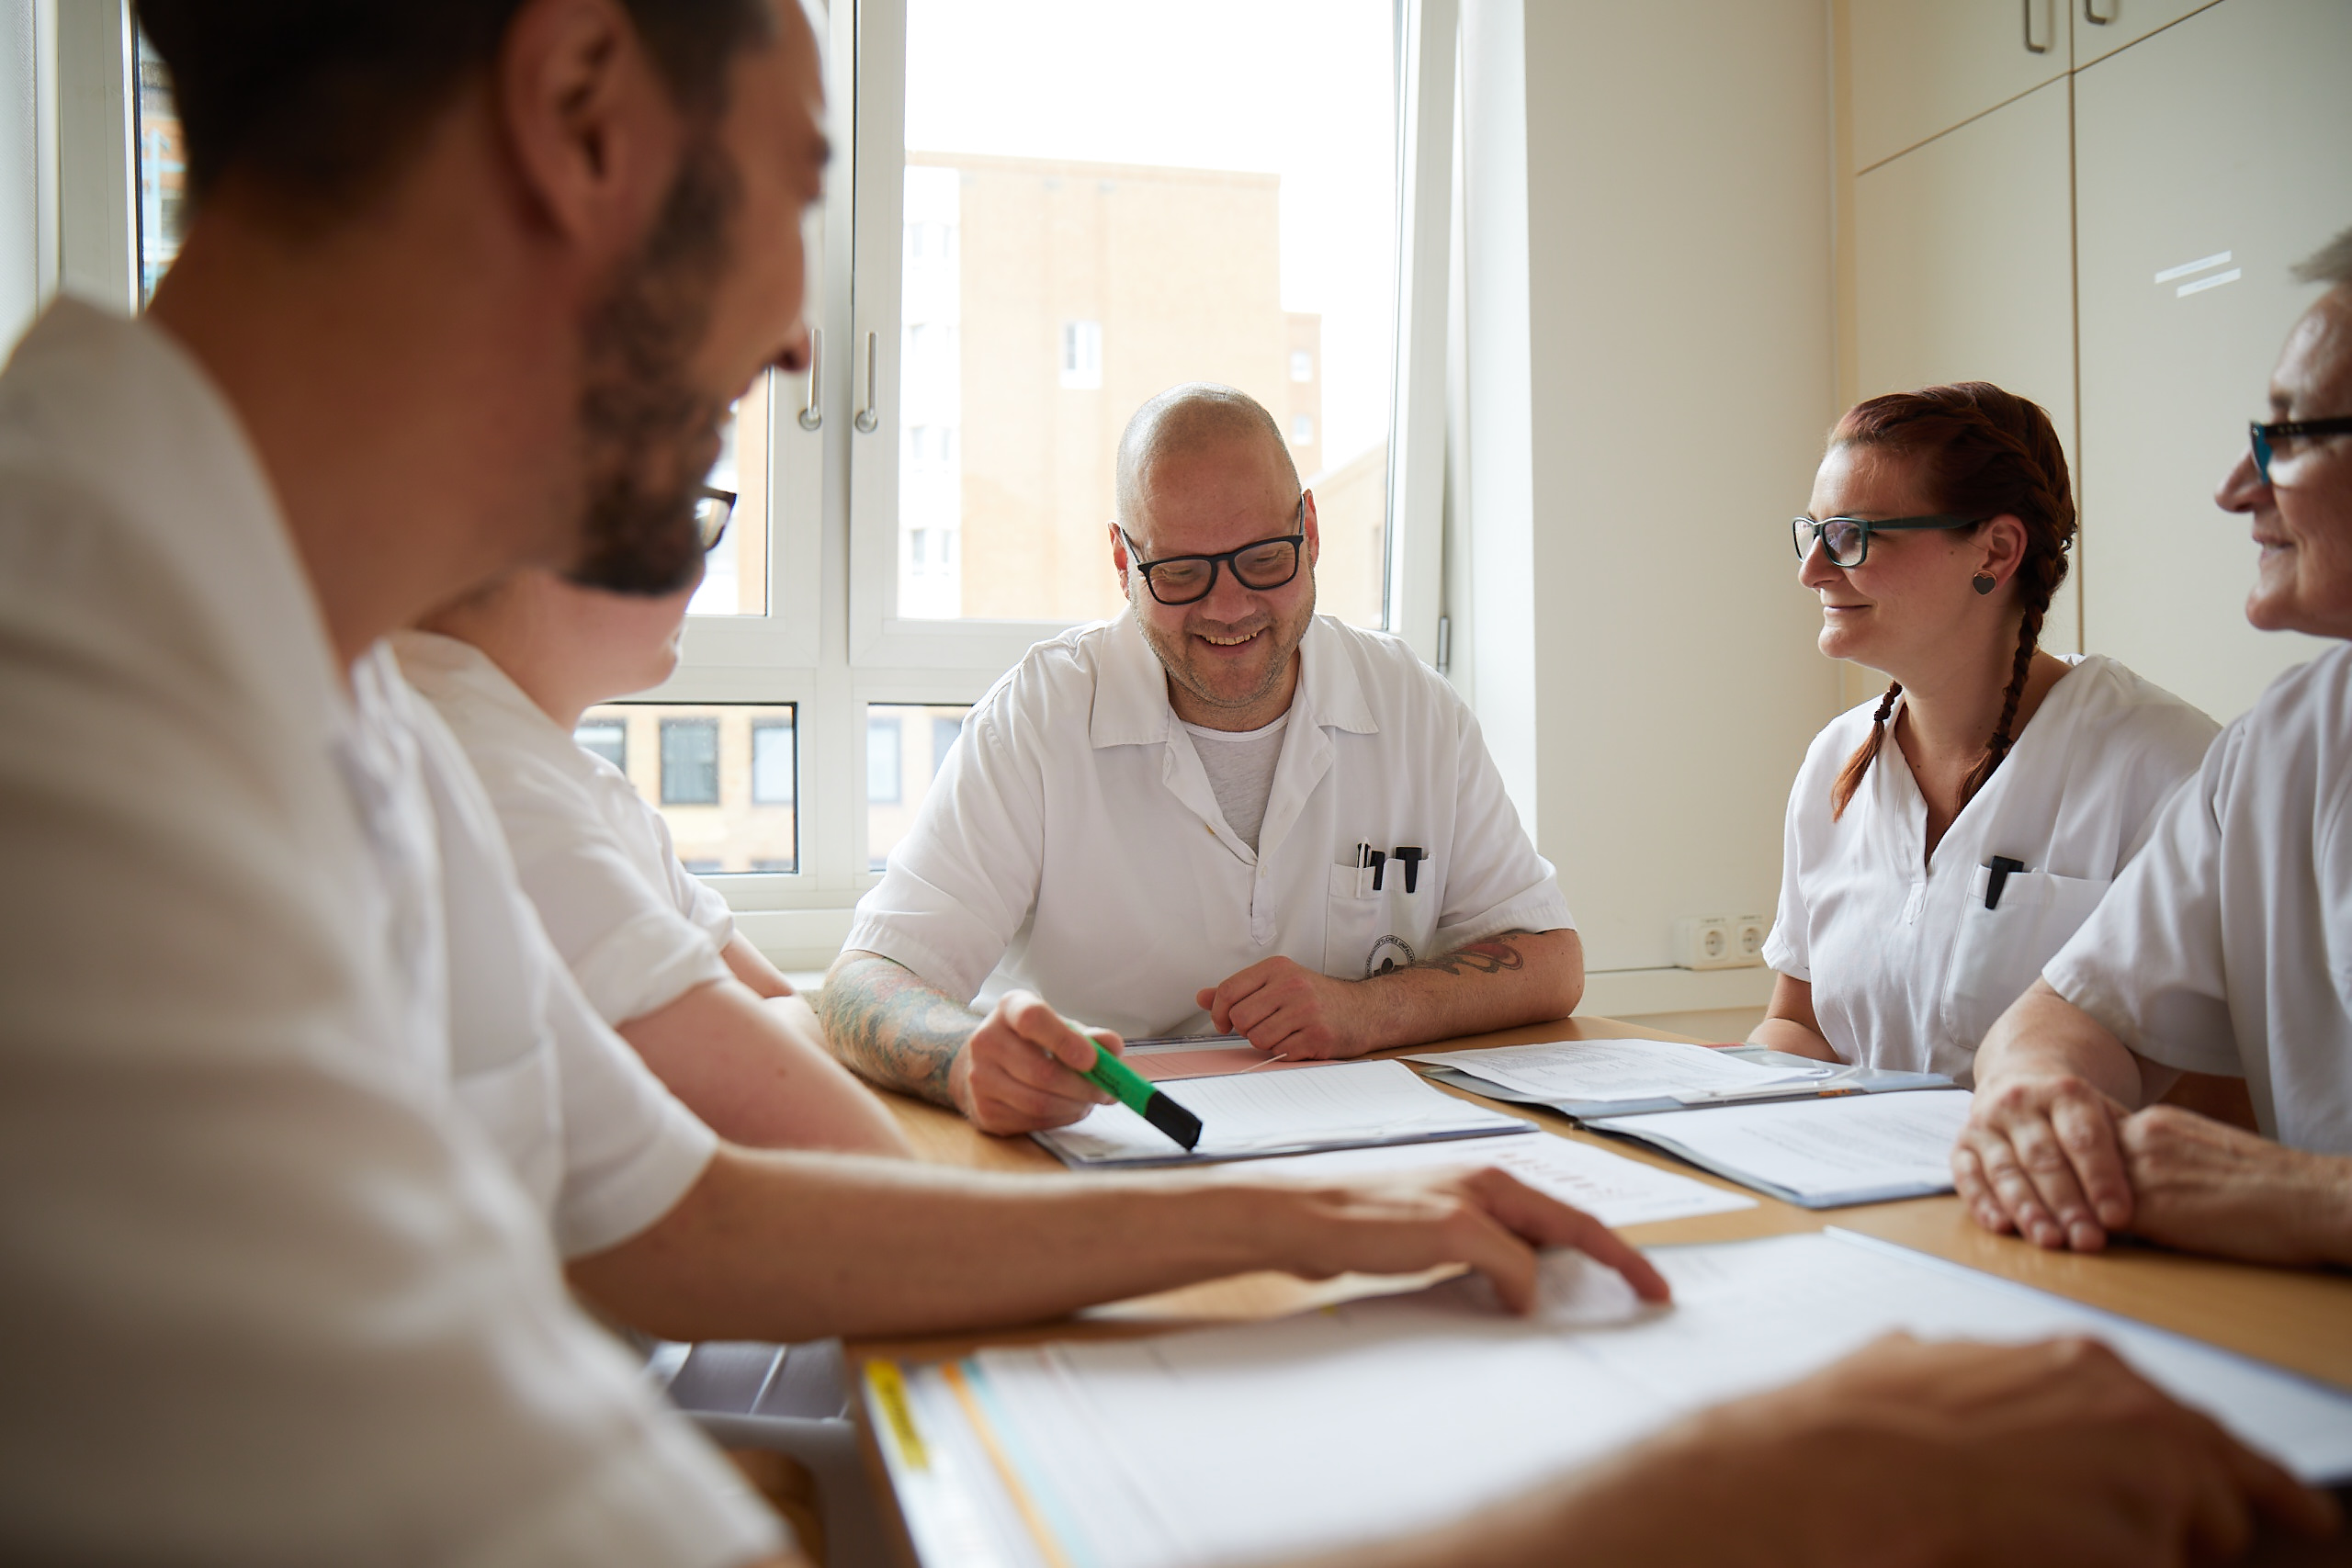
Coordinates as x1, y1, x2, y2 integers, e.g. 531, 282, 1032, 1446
1400, 1039, 1969, 1208
1405, 1037, 1951, 1120
864, 1231, 2352, 1568
1031, 1058, 1534, 1168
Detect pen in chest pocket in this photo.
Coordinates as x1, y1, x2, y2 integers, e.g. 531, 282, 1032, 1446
1354, 842, 1385, 897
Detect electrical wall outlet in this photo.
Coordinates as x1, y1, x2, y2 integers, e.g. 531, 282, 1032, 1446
1734, 914, 1771, 965
1671, 916, 1737, 970
1673, 914, 1768, 970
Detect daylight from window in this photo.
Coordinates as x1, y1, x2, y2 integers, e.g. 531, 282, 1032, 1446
579, 703, 798, 874
900, 0, 1396, 628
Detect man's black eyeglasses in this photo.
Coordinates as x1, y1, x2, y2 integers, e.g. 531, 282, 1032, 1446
695, 486, 737, 553
1120, 496, 1307, 606
2250, 418, 2352, 484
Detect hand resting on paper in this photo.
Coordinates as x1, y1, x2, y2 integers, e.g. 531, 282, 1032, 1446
1306, 1334, 2337, 1568
1253, 1163, 1671, 1315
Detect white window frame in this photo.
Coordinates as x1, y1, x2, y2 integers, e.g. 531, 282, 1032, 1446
49, 0, 1462, 967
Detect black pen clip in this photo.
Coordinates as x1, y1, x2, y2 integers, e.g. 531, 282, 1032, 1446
1984, 855, 2027, 911
1392, 846, 1426, 894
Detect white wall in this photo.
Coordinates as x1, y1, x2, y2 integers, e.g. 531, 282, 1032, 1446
1458, 0, 1841, 986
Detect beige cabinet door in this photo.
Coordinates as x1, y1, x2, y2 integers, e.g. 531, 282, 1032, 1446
1854, 77, 2080, 653
2073, 0, 2222, 68
1849, 0, 2070, 170
2075, 0, 2352, 723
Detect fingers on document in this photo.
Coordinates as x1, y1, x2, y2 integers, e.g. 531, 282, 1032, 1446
1459, 1167, 1672, 1306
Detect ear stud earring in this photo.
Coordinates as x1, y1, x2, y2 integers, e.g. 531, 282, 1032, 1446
1973, 573, 1996, 595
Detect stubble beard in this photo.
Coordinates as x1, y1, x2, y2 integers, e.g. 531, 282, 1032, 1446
567, 133, 742, 597
1136, 581, 1317, 721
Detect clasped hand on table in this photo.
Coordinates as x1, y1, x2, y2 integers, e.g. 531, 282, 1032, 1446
1954, 1075, 2352, 1263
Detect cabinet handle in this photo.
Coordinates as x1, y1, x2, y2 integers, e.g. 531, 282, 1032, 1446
854, 330, 880, 434
796, 327, 823, 432
2023, 0, 2050, 51
2084, 0, 2113, 21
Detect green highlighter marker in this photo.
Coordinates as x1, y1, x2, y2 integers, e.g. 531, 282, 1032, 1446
1084, 1038, 1204, 1151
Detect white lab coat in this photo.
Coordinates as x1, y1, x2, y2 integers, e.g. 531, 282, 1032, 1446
846, 612, 1572, 1038
0, 299, 774, 1564
2049, 645, 2352, 1151
1764, 654, 2216, 1082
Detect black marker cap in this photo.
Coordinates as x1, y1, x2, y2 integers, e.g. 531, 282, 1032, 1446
1142, 1089, 1204, 1152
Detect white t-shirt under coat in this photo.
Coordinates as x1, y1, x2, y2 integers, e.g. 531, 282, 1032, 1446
2047, 645, 2352, 1152
1764, 655, 2216, 1082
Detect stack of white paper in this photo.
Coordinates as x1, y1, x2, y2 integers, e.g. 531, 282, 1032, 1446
1405, 1037, 1832, 1106
1238, 1131, 1756, 1227
1033, 1059, 1532, 1168
874, 1234, 2352, 1568
1587, 1090, 1973, 1207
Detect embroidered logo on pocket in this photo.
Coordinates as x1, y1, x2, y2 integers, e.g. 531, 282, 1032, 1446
1365, 935, 1416, 977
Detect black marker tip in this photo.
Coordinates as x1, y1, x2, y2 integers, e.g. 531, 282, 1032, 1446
1143, 1090, 1204, 1152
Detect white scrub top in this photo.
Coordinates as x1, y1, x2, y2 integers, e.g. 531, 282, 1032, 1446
845, 612, 1572, 1039
0, 300, 775, 1565
396, 630, 737, 1028
2047, 646, 2352, 1152
1764, 654, 2216, 1082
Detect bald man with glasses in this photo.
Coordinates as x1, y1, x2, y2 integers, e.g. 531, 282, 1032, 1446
823, 383, 1580, 1134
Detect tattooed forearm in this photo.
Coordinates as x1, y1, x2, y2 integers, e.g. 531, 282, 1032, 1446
819, 952, 983, 1104
1379, 932, 1531, 981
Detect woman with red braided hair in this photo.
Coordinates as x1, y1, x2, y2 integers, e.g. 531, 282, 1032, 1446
1750, 383, 2218, 1084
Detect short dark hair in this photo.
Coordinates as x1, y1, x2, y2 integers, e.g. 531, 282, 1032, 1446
132, 0, 775, 218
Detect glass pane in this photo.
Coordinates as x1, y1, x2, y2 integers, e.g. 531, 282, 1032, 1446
900, 1, 1396, 629
134, 30, 186, 306
660, 718, 719, 804
687, 373, 772, 617
582, 703, 797, 874
866, 703, 971, 872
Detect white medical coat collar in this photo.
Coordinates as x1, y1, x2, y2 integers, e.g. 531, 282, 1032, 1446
393, 629, 585, 772
1087, 611, 1377, 864
1085, 610, 1379, 750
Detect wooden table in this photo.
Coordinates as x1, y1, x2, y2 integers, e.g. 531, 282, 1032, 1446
848, 1015, 2352, 1565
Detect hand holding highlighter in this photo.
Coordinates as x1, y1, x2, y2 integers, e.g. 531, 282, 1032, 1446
1083, 1037, 1204, 1151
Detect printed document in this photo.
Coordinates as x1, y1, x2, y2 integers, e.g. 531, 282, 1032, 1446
1034, 1059, 1531, 1167
874, 1233, 2352, 1568
1239, 1131, 1755, 1227
1588, 1089, 1972, 1207
1404, 1037, 1830, 1105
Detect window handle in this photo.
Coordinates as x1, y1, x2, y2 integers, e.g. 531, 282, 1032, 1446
854, 330, 881, 434
2083, 0, 2113, 22
2023, 0, 2050, 51
797, 327, 823, 432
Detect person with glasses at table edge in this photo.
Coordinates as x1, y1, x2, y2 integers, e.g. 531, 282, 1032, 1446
821, 382, 1579, 1134
1957, 227, 2352, 1270
396, 486, 914, 1158
1751, 381, 2218, 1096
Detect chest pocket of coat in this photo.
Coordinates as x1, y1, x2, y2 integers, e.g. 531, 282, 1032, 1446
1941, 865, 2112, 1061
1325, 861, 1430, 979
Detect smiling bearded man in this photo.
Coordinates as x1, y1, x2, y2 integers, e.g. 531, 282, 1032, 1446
821, 383, 1585, 1134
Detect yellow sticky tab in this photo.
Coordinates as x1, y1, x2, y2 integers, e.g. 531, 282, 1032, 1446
866, 1359, 928, 1472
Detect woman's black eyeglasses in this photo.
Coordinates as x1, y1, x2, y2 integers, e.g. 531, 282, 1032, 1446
695, 486, 738, 553
2250, 417, 2352, 484
1119, 496, 1307, 606
1791, 513, 1984, 569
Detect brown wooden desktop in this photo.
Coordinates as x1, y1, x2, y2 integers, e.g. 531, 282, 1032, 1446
845, 1014, 2352, 1562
